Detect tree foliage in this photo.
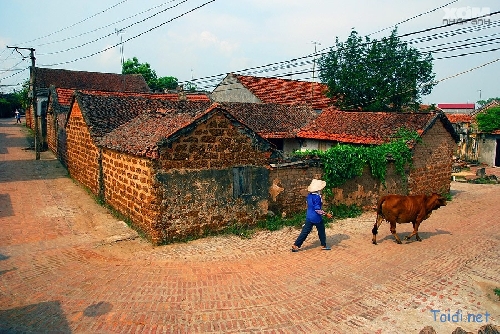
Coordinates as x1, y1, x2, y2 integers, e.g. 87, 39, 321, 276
0, 80, 28, 118
319, 29, 436, 111
476, 106, 500, 132
122, 57, 178, 92
293, 128, 421, 193
476, 97, 500, 108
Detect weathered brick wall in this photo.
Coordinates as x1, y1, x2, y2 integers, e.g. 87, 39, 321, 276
160, 114, 270, 169
408, 121, 455, 195
46, 109, 57, 154
157, 167, 269, 243
25, 106, 34, 129
66, 104, 100, 195
56, 112, 69, 167
268, 162, 405, 217
102, 150, 163, 243
155, 114, 271, 243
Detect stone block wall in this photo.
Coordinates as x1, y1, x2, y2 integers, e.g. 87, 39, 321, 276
268, 162, 405, 217
156, 167, 269, 243
66, 105, 100, 196
46, 110, 69, 167
46, 111, 57, 154
102, 150, 162, 243
160, 114, 270, 169
408, 121, 455, 195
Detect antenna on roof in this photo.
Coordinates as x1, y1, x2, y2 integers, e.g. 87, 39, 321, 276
311, 41, 321, 104
115, 28, 126, 66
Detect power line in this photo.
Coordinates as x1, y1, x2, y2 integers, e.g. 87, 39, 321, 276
186, 10, 500, 88
366, 0, 461, 37
30, 0, 181, 48
39, 0, 217, 67
38, 0, 190, 56
15, 0, 129, 46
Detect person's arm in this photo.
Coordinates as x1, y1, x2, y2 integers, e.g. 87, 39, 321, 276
312, 195, 332, 218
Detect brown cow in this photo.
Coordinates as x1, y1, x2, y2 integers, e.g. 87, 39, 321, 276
371, 193, 447, 245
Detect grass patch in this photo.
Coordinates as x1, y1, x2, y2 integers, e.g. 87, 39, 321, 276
494, 288, 500, 298
327, 204, 362, 219
468, 177, 498, 184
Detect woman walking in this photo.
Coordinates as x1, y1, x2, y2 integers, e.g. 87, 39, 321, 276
291, 178, 332, 252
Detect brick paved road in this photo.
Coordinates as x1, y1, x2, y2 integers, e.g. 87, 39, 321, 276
0, 118, 499, 334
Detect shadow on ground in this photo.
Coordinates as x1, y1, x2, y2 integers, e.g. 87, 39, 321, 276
0, 301, 72, 333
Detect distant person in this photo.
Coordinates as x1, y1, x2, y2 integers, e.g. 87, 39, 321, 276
15, 110, 21, 123
291, 178, 333, 252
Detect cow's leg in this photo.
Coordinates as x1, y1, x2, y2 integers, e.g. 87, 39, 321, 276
390, 222, 402, 244
405, 221, 422, 241
372, 214, 384, 245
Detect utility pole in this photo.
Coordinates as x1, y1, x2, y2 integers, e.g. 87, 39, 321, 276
7, 46, 39, 159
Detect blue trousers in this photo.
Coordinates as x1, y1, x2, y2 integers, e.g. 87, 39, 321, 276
293, 219, 326, 248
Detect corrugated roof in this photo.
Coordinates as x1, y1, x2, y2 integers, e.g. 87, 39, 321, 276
437, 103, 475, 109
233, 74, 334, 110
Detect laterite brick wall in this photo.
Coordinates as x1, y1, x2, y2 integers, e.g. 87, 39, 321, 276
156, 114, 271, 243
160, 114, 270, 169
66, 104, 101, 196
408, 121, 455, 195
268, 163, 405, 217
102, 150, 162, 243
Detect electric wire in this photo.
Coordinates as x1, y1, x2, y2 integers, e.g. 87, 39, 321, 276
14, 0, 129, 46
39, 0, 216, 67
38, 0, 190, 56
32, 0, 181, 48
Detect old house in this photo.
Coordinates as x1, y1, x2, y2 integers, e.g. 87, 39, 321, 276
471, 101, 500, 166
65, 91, 275, 244
28, 67, 151, 151
437, 103, 475, 114
268, 108, 460, 209
218, 102, 319, 155
446, 113, 476, 162
211, 73, 334, 111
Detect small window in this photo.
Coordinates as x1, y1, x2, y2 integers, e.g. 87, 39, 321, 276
233, 167, 252, 198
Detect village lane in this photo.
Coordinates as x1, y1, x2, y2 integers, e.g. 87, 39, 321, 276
0, 117, 499, 334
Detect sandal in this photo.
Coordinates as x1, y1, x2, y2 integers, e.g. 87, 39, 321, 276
291, 246, 300, 252
321, 246, 331, 250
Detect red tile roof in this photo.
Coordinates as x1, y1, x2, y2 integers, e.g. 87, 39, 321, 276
72, 91, 212, 144
100, 103, 273, 158
232, 74, 334, 110
297, 108, 457, 145
55, 88, 75, 106
219, 102, 319, 139
437, 103, 475, 109
446, 113, 472, 123
35, 67, 150, 92
79, 89, 210, 102
101, 108, 209, 158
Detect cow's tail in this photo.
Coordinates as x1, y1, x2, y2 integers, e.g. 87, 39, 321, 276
372, 197, 386, 236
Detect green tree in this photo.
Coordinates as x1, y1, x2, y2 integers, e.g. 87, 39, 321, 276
122, 57, 178, 92
319, 29, 435, 111
156, 76, 178, 91
477, 97, 500, 108
476, 106, 500, 132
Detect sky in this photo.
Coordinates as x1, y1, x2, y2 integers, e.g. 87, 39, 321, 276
0, 0, 498, 105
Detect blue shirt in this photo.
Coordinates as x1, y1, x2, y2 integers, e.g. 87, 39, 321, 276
305, 192, 325, 223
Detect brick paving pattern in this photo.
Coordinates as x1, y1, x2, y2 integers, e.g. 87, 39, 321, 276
0, 118, 499, 333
